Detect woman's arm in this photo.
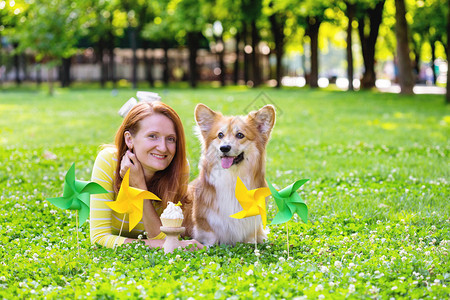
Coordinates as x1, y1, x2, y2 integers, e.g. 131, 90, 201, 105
90, 148, 127, 248
142, 200, 163, 238
120, 150, 165, 239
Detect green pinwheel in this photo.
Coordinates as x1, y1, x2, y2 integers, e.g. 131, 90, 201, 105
47, 163, 108, 226
268, 179, 309, 225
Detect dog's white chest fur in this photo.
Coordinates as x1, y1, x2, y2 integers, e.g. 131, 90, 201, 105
205, 166, 262, 245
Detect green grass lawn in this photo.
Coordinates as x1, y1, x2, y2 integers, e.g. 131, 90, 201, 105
0, 85, 449, 299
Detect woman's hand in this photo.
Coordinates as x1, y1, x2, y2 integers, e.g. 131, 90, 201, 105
125, 238, 204, 251
120, 150, 146, 189
144, 239, 165, 249
124, 238, 165, 249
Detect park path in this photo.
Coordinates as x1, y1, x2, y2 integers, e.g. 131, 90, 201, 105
378, 84, 446, 94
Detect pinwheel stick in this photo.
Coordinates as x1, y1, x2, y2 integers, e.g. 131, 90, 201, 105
115, 214, 127, 252
286, 222, 289, 258
76, 211, 80, 257
254, 217, 257, 252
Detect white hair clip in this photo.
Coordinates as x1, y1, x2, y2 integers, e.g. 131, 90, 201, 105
136, 91, 161, 102
118, 91, 162, 117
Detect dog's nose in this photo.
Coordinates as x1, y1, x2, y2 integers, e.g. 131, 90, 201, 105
220, 145, 231, 153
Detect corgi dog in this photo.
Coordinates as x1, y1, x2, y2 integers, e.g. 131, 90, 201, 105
182, 103, 276, 246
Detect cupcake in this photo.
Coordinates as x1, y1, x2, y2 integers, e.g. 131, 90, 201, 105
160, 202, 184, 227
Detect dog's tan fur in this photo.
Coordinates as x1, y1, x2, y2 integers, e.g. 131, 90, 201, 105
182, 104, 275, 246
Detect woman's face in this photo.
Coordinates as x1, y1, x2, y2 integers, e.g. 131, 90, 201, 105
126, 113, 177, 177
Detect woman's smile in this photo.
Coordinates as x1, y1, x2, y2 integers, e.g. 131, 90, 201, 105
150, 153, 167, 159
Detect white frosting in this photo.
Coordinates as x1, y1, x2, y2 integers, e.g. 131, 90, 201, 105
160, 202, 184, 220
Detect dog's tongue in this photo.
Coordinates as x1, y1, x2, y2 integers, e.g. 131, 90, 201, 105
221, 157, 234, 169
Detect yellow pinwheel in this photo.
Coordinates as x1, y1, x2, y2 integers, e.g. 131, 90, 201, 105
106, 169, 161, 231
229, 176, 271, 229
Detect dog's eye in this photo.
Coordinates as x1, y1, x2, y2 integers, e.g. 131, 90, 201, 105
236, 132, 245, 139
218, 132, 224, 139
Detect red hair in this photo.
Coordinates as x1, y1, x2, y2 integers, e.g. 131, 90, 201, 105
113, 102, 189, 208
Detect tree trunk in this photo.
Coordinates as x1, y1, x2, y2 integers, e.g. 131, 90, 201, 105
358, 0, 385, 89
22, 54, 29, 81
243, 22, 250, 84
307, 16, 321, 88
36, 64, 42, 86
446, 0, 450, 103
346, 2, 355, 91
430, 41, 437, 84
187, 32, 199, 88
251, 20, 261, 87
233, 31, 240, 85
411, 35, 422, 79
161, 40, 170, 85
13, 43, 21, 85
216, 34, 226, 86
0, 31, 2, 87
413, 44, 421, 79
270, 13, 284, 88
142, 41, 154, 87
130, 27, 138, 89
395, 0, 414, 94
108, 30, 116, 88
60, 57, 71, 87
97, 39, 107, 88
301, 39, 307, 81
48, 65, 54, 96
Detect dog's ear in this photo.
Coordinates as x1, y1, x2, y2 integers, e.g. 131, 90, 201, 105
250, 105, 276, 137
195, 104, 217, 133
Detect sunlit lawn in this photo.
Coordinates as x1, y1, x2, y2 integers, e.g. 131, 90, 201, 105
0, 85, 449, 298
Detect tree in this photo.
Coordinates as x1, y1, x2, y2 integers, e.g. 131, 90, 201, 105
241, 0, 263, 87
172, 0, 211, 88
356, 0, 385, 89
16, 0, 82, 95
395, 0, 414, 94
137, 2, 160, 87
301, 1, 331, 88
143, 0, 179, 86
214, 0, 247, 85
80, 0, 124, 88
447, 0, 450, 104
410, 0, 447, 85
144, 0, 210, 88
203, 1, 227, 86
119, 1, 139, 89
265, 0, 288, 88
0, 0, 29, 86
211, 21, 226, 86
345, 1, 356, 91
121, 0, 157, 89
203, 0, 252, 86
306, 16, 322, 88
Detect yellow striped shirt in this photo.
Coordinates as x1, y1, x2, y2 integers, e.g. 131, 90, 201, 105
90, 147, 165, 248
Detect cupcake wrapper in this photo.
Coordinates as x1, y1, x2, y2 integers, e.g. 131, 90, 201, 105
161, 218, 183, 227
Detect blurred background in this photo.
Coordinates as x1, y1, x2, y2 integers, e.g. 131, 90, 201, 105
0, 0, 448, 95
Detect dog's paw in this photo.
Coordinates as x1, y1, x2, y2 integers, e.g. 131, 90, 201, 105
193, 228, 218, 246
256, 225, 268, 244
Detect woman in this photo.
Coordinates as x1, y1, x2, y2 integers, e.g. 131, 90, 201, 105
90, 101, 202, 250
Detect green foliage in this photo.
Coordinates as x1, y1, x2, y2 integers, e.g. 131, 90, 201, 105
78, 0, 125, 44
142, 0, 177, 43
15, 0, 83, 64
0, 0, 30, 40
143, 0, 212, 45
0, 87, 449, 298
410, 0, 448, 60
